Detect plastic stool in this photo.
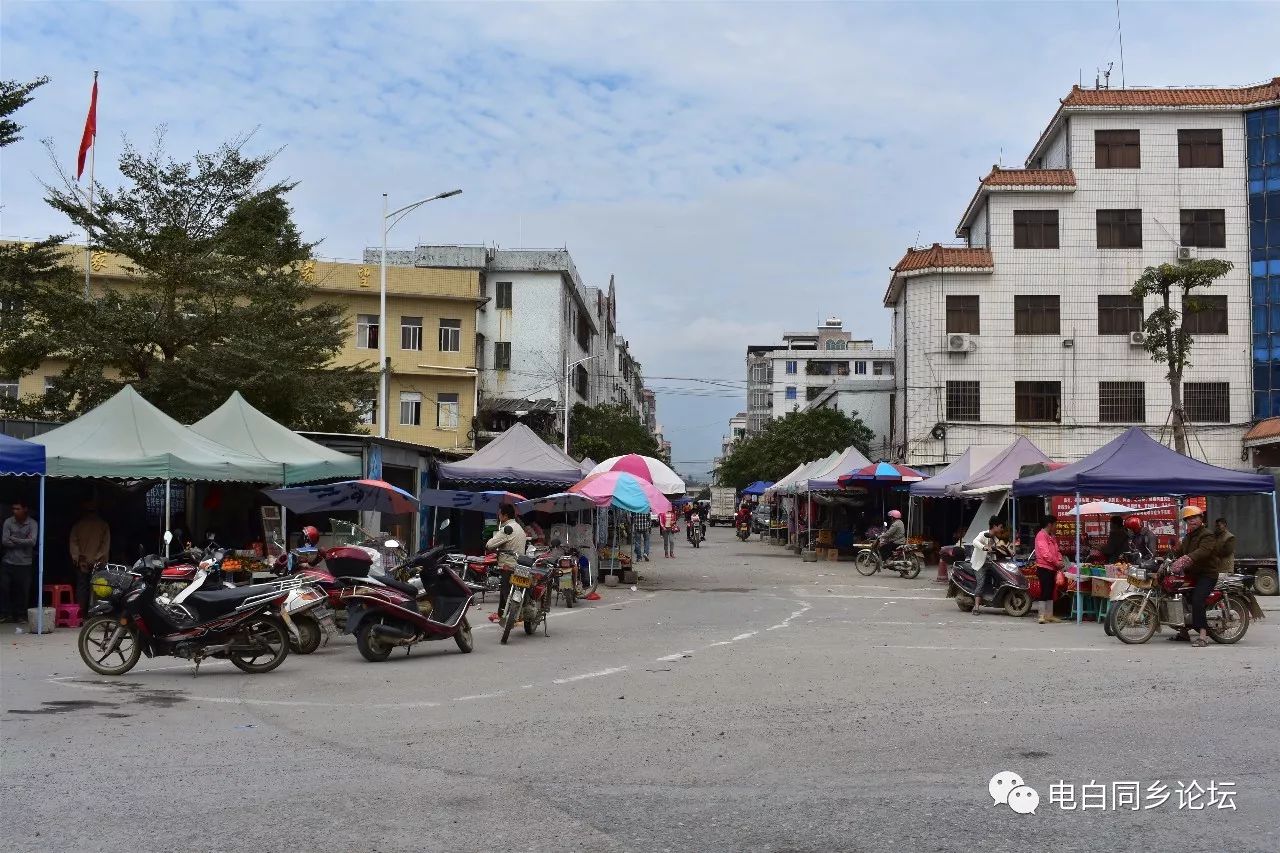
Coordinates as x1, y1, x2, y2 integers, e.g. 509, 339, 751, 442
55, 603, 82, 628
43, 584, 75, 608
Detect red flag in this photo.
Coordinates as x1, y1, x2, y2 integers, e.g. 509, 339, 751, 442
76, 73, 98, 181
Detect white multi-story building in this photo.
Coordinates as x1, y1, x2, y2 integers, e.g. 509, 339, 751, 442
804, 380, 896, 460
745, 317, 894, 435
887, 78, 1280, 469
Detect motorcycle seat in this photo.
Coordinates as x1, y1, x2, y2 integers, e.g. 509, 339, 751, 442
516, 555, 538, 568
184, 583, 285, 618
372, 573, 420, 600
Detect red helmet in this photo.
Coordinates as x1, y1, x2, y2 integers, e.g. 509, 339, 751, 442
301, 525, 320, 546
1123, 516, 1142, 533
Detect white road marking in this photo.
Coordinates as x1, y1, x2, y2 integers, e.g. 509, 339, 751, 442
879, 644, 1107, 653
552, 666, 627, 684
731, 631, 758, 641
656, 651, 693, 662
454, 691, 507, 701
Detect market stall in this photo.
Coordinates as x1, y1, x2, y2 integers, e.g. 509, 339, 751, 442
1012, 427, 1278, 623
0, 434, 47, 631
795, 445, 873, 557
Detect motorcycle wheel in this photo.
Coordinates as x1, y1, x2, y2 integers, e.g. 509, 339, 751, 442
289, 614, 322, 655
1103, 607, 1116, 636
901, 556, 923, 580
455, 617, 474, 653
1111, 598, 1159, 644
78, 616, 141, 676
501, 598, 518, 645
954, 592, 975, 612
1206, 594, 1250, 644
854, 551, 880, 576
355, 619, 394, 662
229, 616, 290, 673
1002, 590, 1032, 617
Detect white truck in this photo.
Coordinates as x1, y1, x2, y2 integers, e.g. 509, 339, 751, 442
708, 487, 737, 526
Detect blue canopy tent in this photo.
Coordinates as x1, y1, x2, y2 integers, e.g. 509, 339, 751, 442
1012, 427, 1278, 623
742, 481, 773, 496
0, 434, 47, 632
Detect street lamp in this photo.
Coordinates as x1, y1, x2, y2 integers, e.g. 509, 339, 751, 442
379, 189, 462, 437
564, 354, 599, 454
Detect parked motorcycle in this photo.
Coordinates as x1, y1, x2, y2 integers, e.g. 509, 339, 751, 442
947, 548, 1032, 617
270, 541, 369, 653
79, 536, 302, 676
499, 553, 556, 644
855, 542, 923, 579
337, 539, 475, 662
446, 551, 501, 599
1108, 559, 1263, 644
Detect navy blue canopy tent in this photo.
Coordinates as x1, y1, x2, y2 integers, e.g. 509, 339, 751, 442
0, 434, 47, 632
742, 481, 773, 496
1012, 427, 1278, 623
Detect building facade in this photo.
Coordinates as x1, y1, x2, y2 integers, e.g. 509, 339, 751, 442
804, 380, 896, 459
887, 78, 1280, 469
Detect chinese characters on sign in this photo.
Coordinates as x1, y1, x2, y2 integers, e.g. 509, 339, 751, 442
1047, 779, 1236, 811
1048, 495, 1208, 554
298, 259, 317, 282
90, 250, 108, 272
358, 266, 371, 288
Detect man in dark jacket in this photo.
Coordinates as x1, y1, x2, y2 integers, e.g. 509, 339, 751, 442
1214, 518, 1236, 575
1174, 506, 1218, 647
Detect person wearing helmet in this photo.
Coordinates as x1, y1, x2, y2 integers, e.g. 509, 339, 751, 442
1123, 515, 1155, 559
1173, 505, 1218, 647
879, 509, 906, 562
300, 525, 321, 549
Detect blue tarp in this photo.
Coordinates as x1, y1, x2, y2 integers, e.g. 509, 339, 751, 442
1012, 427, 1275, 497
0, 433, 45, 476
742, 481, 773, 495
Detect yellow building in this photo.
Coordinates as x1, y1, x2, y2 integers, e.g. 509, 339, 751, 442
2, 244, 482, 451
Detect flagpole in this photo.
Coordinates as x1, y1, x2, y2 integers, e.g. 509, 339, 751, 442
82, 70, 98, 300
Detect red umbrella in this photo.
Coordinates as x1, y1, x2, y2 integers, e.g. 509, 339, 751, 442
837, 461, 926, 487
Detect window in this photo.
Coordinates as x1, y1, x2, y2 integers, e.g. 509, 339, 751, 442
854, 361, 867, 375
946, 295, 980, 334
1095, 129, 1140, 168
1179, 209, 1226, 248
1178, 129, 1223, 168
438, 318, 461, 352
399, 391, 422, 426
436, 392, 459, 429
1185, 382, 1230, 423
1014, 295, 1061, 335
750, 364, 768, 382
495, 281, 513, 310
1015, 381, 1061, 422
749, 389, 771, 408
356, 314, 379, 349
1183, 294, 1228, 334
1099, 381, 1145, 423
946, 381, 980, 421
575, 364, 589, 399
784, 386, 797, 401
1097, 295, 1144, 335
43, 376, 56, 393
806, 386, 823, 402
874, 361, 893, 375
1097, 209, 1143, 248
494, 342, 512, 371
400, 316, 423, 351
825, 340, 847, 350
785, 361, 798, 374
1013, 210, 1060, 249
576, 312, 591, 352
359, 398, 377, 425
0, 376, 17, 400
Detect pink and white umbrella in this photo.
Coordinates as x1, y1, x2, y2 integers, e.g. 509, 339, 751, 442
571, 471, 672, 515
587, 454, 685, 495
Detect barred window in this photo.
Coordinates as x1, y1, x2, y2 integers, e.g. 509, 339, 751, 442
1099, 382, 1145, 423
946, 295, 980, 334
1014, 295, 1060, 335
1098, 295, 1144, 335
1182, 294, 1228, 334
946, 381, 980, 422
1015, 381, 1060, 422
1185, 382, 1230, 423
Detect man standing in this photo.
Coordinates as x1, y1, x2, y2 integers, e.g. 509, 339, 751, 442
69, 501, 111, 612
632, 512, 652, 562
659, 508, 679, 559
1, 501, 38, 623
485, 504, 527, 623
1214, 517, 1236, 576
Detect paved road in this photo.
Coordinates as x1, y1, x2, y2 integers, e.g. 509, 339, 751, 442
3, 527, 1278, 852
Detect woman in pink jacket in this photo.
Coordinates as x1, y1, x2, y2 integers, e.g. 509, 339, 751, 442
1033, 516, 1063, 624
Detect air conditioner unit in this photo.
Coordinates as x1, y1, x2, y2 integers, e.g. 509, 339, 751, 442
946, 333, 974, 353
1128, 331, 1146, 346
1177, 246, 1197, 261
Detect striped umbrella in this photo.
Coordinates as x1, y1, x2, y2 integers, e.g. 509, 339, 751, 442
837, 461, 926, 487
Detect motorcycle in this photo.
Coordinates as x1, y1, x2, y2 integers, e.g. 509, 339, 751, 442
446, 551, 502, 599
855, 542, 923, 579
499, 553, 556, 644
79, 536, 302, 676
1108, 559, 1263, 645
270, 540, 373, 653
736, 521, 751, 542
550, 547, 582, 608
689, 517, 705, 548
337, 538, 475, 662
947, 547, 1032, 617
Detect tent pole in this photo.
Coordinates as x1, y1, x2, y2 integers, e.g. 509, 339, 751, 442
1074, 489, 1082, 625
164, 478, 171, 558
36, 476, 46, 635
1270, 492, 1280, 580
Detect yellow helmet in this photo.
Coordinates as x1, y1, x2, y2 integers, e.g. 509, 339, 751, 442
1180, 505, 1204, 520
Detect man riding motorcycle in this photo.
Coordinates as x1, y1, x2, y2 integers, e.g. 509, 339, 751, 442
879, 510, 905, 562
485, 504, 528, 623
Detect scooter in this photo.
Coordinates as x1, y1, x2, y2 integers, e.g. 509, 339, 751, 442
947, 547, 1033, 617
736, 521, 751, 542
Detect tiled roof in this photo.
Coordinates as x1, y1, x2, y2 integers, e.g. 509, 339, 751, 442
981, 166, 1076, 187
893, 244, 994, 273
1061, 77, 1280, 108
1244, 417, 1280, 444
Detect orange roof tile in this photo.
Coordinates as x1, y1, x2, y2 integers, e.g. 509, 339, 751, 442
1244, 417, 1280, 444
1061, 77, 1280, 108
893, 244, 993, 273
981, 166, 1076, 187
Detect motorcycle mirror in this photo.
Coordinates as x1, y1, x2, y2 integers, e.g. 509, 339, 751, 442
163, 530, 173, 545
207, 532, 215, 541
438, 518, 451, 531
384, 539, 401, 550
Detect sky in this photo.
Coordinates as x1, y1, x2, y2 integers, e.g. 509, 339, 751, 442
2, 1, 1278, 479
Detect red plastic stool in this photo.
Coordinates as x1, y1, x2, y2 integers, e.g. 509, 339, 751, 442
43, 584, 75, 608
55, 603, 82, 628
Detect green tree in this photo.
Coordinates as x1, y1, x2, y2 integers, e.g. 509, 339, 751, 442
1131, 258, 1233, 455
0, 130, 376, 429
0, 76, 48, 148
716, 407, 873, 490
568, 403, 662, 462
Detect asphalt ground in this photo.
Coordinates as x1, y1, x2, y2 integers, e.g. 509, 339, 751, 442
2, 526, 1277, 852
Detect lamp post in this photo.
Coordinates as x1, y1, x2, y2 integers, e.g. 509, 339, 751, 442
380, 189, 462, 437
564, 354, 599, 454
